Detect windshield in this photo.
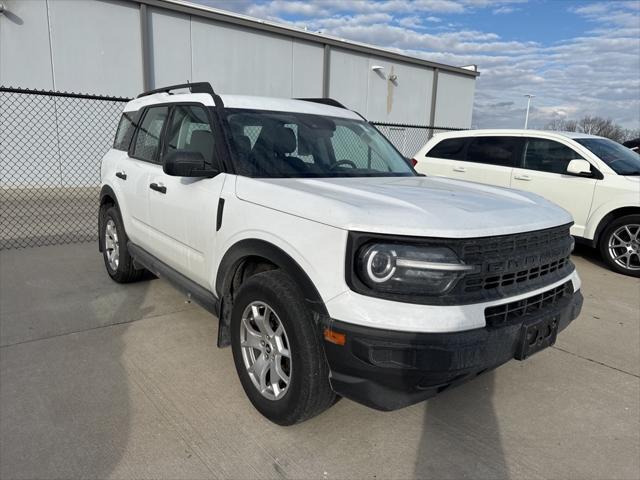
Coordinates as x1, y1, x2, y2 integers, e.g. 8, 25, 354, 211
575, 137, 640, 175
223, 109, 415, 178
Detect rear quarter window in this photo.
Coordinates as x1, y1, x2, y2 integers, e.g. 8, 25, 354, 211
426, 137, 467, 160
113, 111, 140, 151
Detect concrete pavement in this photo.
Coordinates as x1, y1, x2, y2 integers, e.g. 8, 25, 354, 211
1, 243, 638, 479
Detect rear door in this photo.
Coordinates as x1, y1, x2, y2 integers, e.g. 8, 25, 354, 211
423, 136, 521, 187
126, 105, 170, 248
146, 104, 225, 286
510, 137, 598, 237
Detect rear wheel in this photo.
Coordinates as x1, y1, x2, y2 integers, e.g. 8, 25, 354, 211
101, 205, 145, 283
230, 270, 336, 425
599, 214, 640, 277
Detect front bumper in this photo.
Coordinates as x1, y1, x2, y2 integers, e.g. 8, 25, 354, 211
322, 288, 583, 411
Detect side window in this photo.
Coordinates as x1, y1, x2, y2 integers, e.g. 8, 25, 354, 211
113, 111, 140, 151
523, 138, 583, 174
466, 136, 520, 167
426, 138, 467, 160
165, 105, 216, 167
131, 106, 169, 163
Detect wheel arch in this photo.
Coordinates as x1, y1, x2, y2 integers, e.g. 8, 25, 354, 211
98, 185, 120, 252
215, 238, 329, 348
593, 206, 640, 247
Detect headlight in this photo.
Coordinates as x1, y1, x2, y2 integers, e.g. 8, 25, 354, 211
356, 243, 473, 295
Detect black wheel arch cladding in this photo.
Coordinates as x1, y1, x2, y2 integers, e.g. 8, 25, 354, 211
98, 185, 119, 252
215, 238, 329, 348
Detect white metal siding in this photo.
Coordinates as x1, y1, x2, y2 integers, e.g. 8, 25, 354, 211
149, 7, 192, 87
434, 72, 476, 128
47, 0, 143, 97
0, 0, 54, 89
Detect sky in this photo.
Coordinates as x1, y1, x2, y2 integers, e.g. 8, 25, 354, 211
195, 0, 640, 129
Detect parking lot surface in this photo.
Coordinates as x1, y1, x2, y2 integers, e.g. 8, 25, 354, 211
1, 243, 638, 479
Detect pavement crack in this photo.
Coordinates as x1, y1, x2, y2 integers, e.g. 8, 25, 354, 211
551, 345, 640, 379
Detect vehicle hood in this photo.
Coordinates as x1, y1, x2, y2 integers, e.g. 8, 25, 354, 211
235, 176, 573, 238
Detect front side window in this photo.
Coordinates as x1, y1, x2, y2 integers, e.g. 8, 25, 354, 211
575, 137, 640, 175
225, 109, 414, 178
131, 106, 169, 163
523, 138, 583, 174
466, 136, 521, 167
113, 111, 140, 151
426, 137, 467, 160
164, 105, 216, 167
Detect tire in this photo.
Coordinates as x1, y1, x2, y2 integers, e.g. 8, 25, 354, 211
230, 270, 336, 425
598, 214, 640, 277
100, 205, 145, 283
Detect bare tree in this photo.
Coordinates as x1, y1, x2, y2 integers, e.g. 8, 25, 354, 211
544, 118, 577, 132
545, 115, 636, 143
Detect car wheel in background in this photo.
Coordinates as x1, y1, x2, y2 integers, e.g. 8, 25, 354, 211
599, 214, 640, 277
230, 270, 336, 425
100, 205, 146, 283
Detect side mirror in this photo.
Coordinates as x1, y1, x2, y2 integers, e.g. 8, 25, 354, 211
163, 151, 218, 177
566, 159, 592, 177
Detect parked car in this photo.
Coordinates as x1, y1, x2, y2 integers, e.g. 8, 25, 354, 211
414, 130, 640, 277
100, 83, 582, 425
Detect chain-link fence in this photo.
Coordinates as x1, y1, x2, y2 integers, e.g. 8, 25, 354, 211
1, 87, 464, 250
1, 87, 128, 249
372, 122, 465, 159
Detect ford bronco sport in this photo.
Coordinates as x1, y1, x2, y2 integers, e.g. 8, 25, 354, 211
99, 83, 583, 425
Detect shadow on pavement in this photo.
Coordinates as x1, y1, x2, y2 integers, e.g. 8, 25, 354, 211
0, 283, 147, 479
414, 372, 509, 479
571, 243, 607, 270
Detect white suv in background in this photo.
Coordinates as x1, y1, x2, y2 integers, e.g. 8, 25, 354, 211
99, 84, 583, 425
415, 130, 640, 276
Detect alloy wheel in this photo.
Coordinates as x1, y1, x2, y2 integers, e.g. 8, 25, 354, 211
239, 301, 292, 400
104, 219, 120, 271
608, 224, 640, 271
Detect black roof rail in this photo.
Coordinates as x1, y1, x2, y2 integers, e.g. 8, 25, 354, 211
136, 81, 224, 108
296, 98, 347, 109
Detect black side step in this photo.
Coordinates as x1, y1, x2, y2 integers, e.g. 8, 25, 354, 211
128, 242, 220, 317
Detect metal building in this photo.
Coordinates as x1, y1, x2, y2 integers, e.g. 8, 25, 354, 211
0, 0, 478, 127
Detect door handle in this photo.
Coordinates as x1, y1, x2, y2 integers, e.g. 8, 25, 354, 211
115, 171, 127, 180
149, 182, 167, 194
452, 166, 467, 173
513, 174, 532, 181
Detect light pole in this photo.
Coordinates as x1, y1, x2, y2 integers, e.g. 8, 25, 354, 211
524, 94, 535, 129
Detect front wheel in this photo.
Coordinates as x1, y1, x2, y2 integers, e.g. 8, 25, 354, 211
599, 214, 640, 277
230, 270, 336, 425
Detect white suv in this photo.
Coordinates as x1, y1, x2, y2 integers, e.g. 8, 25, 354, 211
414, 129, 640, 276
99, 83, 583, 425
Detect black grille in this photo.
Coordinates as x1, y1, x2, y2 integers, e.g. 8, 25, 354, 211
455, 224, 574, 302
464, 256, 570, 291
461, 225, 569, 257
485, 282, 573, 327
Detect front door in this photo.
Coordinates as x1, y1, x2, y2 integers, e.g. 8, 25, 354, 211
146, 104, 225, 286
510, 137, 598, 237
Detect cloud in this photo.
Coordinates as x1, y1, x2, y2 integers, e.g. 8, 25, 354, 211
196, 0, 640, 129
492, 6, 518, 14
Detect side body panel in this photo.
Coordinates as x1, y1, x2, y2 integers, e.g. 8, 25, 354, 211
146, 166, 226, 287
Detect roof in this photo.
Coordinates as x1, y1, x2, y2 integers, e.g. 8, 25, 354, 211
135, 0, 479, 78
432, 129, 604, 141
124, 92, 362, 120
